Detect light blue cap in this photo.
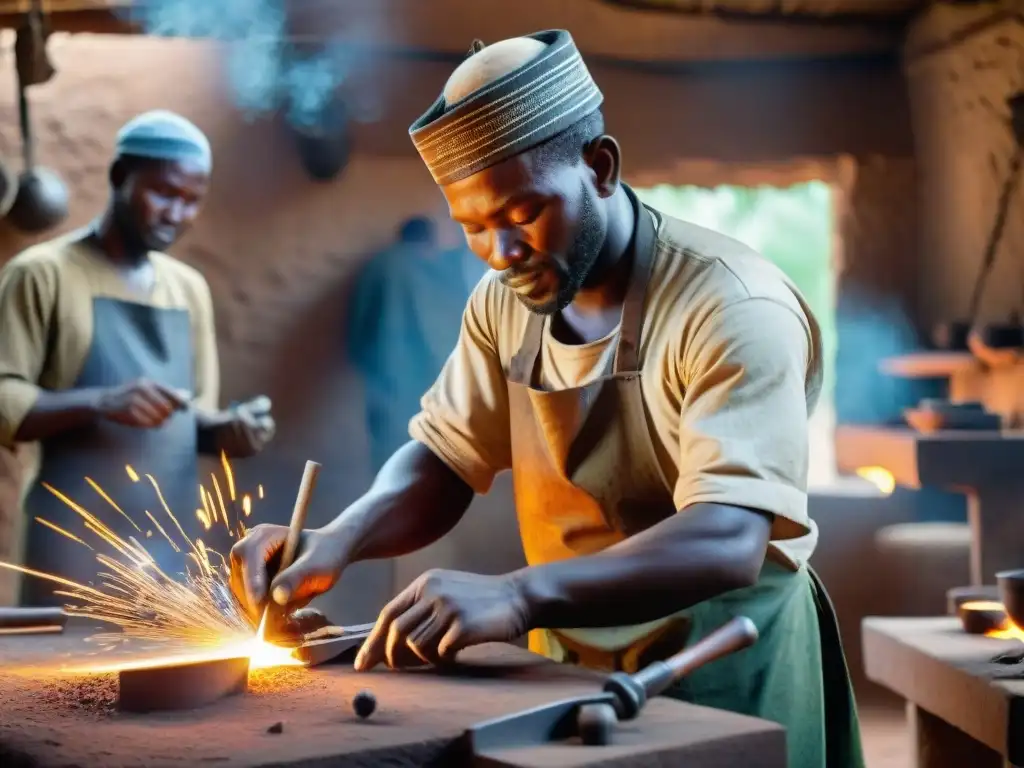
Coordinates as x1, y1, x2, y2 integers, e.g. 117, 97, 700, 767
114, 110, 212, 170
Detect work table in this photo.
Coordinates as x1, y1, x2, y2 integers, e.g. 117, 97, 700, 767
0, 626, 785, 768
863, 616, 1024, 767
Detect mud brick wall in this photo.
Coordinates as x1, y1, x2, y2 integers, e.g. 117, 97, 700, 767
905, 2, 1024, 330
0, 33, 916, 615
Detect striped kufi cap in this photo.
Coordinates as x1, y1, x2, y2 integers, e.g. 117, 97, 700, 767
409, 30, 604, 186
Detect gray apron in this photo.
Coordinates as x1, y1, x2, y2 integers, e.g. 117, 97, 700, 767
505, 188, 864, 768
21, 289, 200, 606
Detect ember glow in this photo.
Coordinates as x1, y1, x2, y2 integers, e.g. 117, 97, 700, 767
0, 452, 302, 673
985, 617, 1024, 641
855, 465, 896, 496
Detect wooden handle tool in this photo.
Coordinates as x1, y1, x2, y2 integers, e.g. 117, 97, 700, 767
602, 616, 759, 723
258, 460, 320, 640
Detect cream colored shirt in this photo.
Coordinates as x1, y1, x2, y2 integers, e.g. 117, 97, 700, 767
410, 210, 822, 567
0, 233, 220, 448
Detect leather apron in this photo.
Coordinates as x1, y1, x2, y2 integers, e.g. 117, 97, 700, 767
504, 190, 864, 768
21, 277, 200, 606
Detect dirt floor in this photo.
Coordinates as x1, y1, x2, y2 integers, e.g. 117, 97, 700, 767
860, 700, 910, 768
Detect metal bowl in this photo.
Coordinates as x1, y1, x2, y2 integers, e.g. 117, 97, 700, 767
996, 569, 1024, 630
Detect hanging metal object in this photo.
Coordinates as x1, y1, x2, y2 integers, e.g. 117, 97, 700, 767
289, 92, 350, 182
7, 0, 68, 234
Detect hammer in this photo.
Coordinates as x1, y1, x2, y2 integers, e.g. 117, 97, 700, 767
466, 615, 759, 751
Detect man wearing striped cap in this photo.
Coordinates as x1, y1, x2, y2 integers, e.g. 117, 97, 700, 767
232, 31, 863, 768
0, 110, 274, 605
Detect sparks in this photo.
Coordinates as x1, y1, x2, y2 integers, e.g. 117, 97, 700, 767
0, 456, 298, 673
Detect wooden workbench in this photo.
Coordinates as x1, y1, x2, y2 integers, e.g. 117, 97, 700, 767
0, 626, 785, 768
863, 616, 1024, 767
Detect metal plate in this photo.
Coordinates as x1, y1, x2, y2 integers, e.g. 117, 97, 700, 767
118, 656, 250, 713
294, 622, 375, 667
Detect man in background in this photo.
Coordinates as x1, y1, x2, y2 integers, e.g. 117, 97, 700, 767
0, 110, 274, 605
345, 216, 485, 472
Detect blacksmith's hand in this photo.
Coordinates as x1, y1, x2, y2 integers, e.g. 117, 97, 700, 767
229, 522, 351, 623
354, 569, 530, 671
219, 395, 276, 458
97, 378, 190, 428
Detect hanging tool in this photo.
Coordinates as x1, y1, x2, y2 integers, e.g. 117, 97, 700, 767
465, 615, 758, 752
7, 0, 68, 233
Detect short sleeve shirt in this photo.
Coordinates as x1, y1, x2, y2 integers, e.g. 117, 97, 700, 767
409, 208, 823, 567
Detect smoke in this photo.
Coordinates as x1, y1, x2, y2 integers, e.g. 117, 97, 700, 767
123, 0, 383, 129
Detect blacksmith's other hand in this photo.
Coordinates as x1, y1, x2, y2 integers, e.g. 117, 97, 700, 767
221, 395, 276, 458
354, 569, 530, 672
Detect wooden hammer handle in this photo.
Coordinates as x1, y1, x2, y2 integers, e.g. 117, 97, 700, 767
633, 616, 758, 699
279, 460, 321, 571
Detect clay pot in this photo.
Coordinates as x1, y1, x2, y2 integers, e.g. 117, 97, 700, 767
7, 167, 68, 233
997, 570, 1024, 630
904, 399, 1000, 433
904, 407, 944, 434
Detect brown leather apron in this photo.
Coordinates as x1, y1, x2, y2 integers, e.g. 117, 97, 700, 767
505, 195, 686, 661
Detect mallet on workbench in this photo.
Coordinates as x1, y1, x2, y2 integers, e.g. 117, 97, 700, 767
466, 615, 759, 752
259, 459, 320, 643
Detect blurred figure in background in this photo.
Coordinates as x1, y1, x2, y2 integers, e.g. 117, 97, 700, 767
0, 110, 275, 605
345, 216, 485, 472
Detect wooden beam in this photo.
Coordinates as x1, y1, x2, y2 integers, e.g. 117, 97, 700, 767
283, 0, 905, 62
1, 0, 904, 62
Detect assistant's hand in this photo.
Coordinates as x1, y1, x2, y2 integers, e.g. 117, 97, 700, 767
229, 522, 352, 622
218, 395, 276, 458
98, 378, 190, 428
354, 569, 531, 671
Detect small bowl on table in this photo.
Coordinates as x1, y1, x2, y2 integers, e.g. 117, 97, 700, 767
958, 600, 1009, 635
996, 569, 1024, 631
